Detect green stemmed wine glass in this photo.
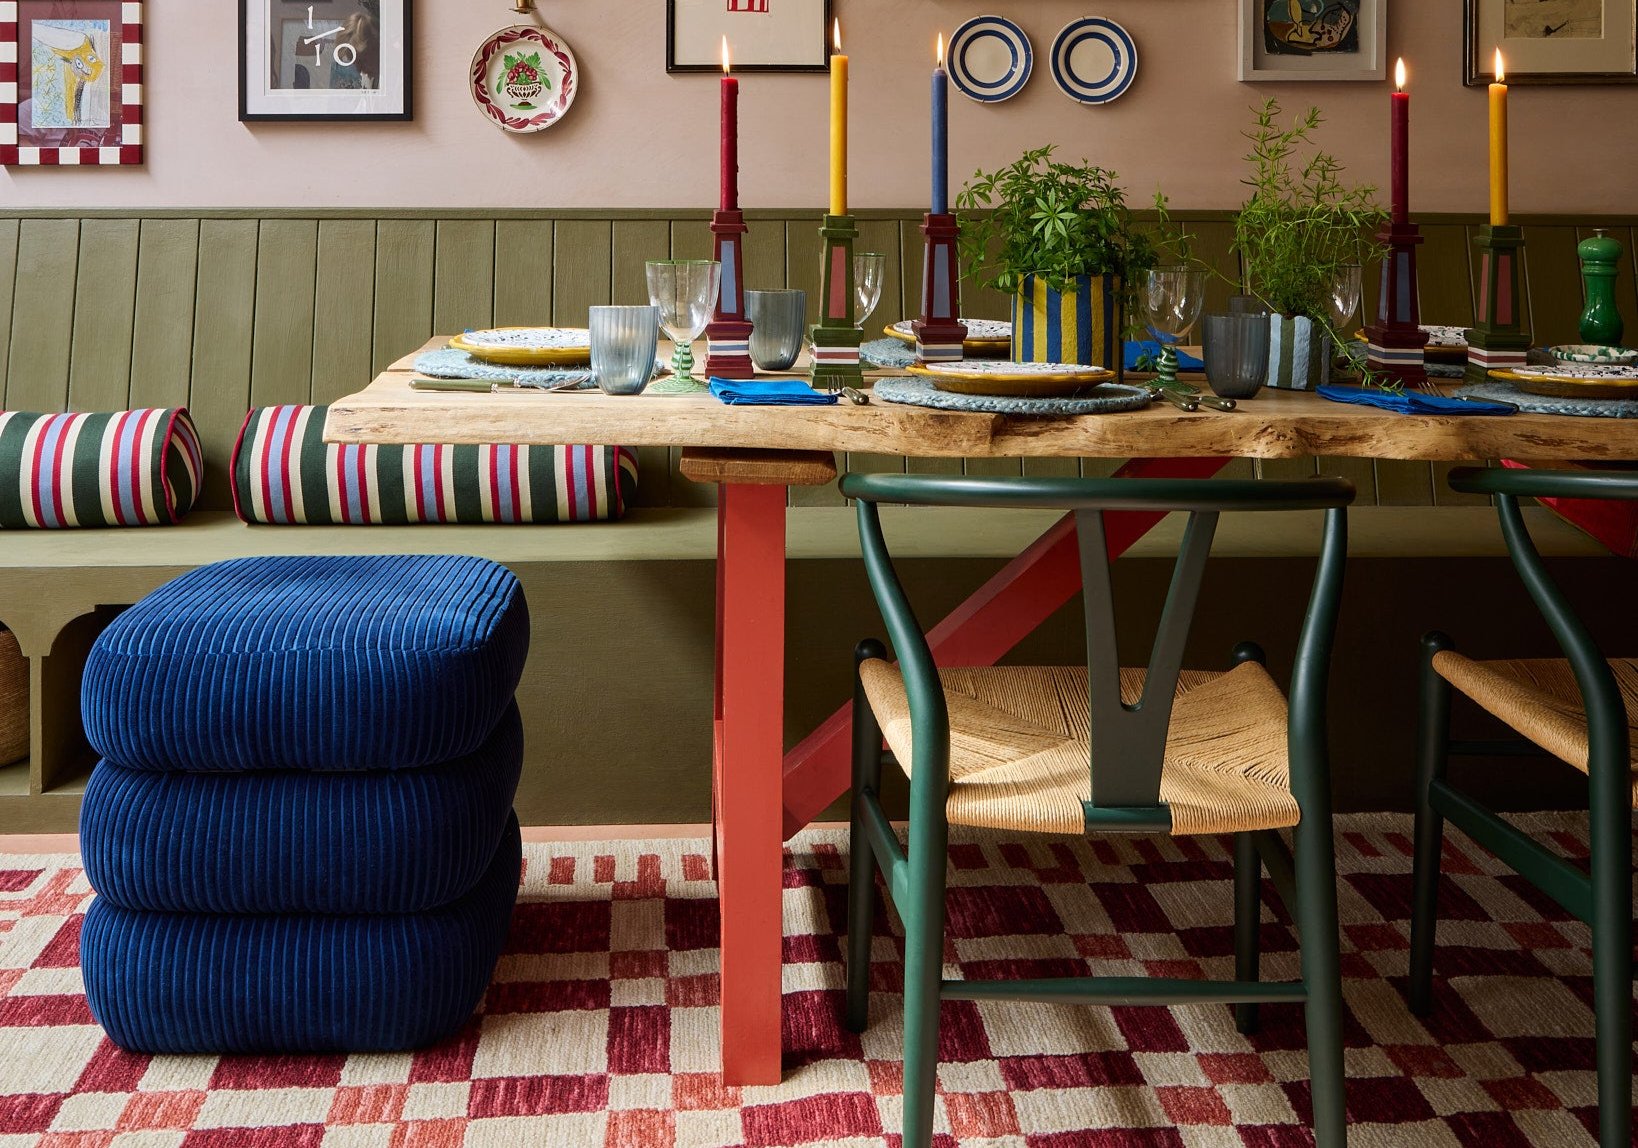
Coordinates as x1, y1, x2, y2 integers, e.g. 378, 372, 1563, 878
646, 260, 722, 394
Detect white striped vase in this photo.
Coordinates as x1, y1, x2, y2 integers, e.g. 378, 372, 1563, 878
1265, 313, 1333, 391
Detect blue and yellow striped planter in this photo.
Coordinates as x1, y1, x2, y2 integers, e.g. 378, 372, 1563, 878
1011, 273, 1122, 372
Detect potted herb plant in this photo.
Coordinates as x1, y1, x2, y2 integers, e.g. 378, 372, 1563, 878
957, 145, 1159, 374
1234, 99, 1387, 390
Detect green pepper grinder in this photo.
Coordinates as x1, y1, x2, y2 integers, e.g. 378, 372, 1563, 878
1577, 229, 1625, 346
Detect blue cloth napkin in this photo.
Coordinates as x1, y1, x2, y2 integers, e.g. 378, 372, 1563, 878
1316, 383, 1515, 415
1125, 340, 1204, 372
708, 377, 839, 406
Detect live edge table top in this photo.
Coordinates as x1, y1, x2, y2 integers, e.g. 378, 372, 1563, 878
323, 340, 1638, 463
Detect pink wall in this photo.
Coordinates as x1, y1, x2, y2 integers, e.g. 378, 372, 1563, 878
4, 1, 1636, 213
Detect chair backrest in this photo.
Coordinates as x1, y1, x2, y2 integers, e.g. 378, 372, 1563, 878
841, 473, 1355, 821
1448, 466, 1638, 784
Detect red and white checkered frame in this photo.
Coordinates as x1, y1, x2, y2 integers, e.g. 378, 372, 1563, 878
0, 0, 144, 166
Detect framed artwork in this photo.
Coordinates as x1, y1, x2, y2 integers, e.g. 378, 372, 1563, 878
239, 0, 412, 121
667, 0, 831, 73
1238, 0, 1388, 81
1465, 0, 1638, 84
1, 0, 144, 166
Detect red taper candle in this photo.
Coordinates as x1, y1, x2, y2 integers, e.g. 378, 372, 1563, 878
720, 36, 739, 212
1390, 57, 1408, 223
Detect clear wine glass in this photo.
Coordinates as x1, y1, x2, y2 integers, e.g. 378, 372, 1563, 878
1143, 267, 1208, 386
854, 252, 886, 330
1328, 264, 1363, 330
645, 260, 722, 394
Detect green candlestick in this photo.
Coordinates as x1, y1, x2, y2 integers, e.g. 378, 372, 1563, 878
1578, 229, 1625, 347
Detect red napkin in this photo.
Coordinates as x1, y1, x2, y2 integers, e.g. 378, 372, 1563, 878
1501, 458, 1638, 558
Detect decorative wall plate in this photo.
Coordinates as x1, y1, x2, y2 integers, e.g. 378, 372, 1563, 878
1050, 18, 1137, 104
471, 25, 578, 133
909, 359, 1114, 397
1549, 343, 1638, 366
885, 318, 1012, 354
947, 17, 1033, 104
449, 327, 591, 365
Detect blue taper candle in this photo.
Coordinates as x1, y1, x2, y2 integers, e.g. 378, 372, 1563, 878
932, 33, 948, 214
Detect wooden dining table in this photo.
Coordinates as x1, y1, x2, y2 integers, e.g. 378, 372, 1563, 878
326, 340, 1638, 1085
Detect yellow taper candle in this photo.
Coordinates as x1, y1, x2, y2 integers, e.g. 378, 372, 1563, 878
829, 18, 847, 216
1488, 48, 1508, 226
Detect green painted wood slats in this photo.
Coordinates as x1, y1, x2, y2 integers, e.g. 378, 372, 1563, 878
1, 210, 1630, 512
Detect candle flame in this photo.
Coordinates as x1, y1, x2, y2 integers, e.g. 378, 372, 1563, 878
937, 32, 945, 67
1395, 57, 1406, 90
833, 18, 841, 53
1494, 48, 1505, 82
721, 35, 730, 74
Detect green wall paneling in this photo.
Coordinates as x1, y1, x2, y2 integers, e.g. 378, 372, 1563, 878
433, 219, 497, 337
0, 219, 18, 394
1417, 224, 1476, 329
188, 219, 259, 509
494, 220, 554, 327
130, 219, 202, 411
551, 219, 612, 329
311, 220, 378, 406
7, 219, 80, 413
372, 219, 435, 374
1522, 225, 1587, 348
66, 219, 139, 413
250, 219, 319, 410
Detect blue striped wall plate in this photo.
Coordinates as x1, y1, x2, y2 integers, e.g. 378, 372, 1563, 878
948, 16, 1033, 104
1051, 18, 1138, 105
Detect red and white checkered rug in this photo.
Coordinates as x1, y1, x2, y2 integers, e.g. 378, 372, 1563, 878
0, 814, 1626, 1147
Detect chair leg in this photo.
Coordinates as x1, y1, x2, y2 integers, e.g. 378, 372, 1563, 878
1233, 832, 1262, 1034
1408, 632, 1453, 1017
1295, 811, 1347, 1146
846, 640, 888, 1035
1588, 753, 1632, 1147
900, 803, 950, 1148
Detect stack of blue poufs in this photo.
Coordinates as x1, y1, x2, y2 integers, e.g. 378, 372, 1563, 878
76, 554, 530, 1054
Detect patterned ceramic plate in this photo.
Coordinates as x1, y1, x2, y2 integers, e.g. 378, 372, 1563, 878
1050, 18, 1138, 105
909, 359, 1115, 397
1493, 364, 1638, 400
449, 327, 592, 366
1549, 343, 1638, 366
471, 25, 579, 134
884, 319, 1012, 355
947, 16, 1033, 104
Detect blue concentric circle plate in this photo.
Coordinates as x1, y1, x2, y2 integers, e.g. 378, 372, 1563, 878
1051, 18, 1137, 105
948, 16, 1033, 104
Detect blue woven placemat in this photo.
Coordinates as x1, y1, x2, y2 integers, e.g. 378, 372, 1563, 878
414, 349, 599, 388
862, 338, 917, 370
1455, 380, 1638, 418
873, 376, 1152, 416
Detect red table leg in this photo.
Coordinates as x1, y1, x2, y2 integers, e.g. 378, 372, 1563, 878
714, 481, 788, 1086
780, 455, 1231, 836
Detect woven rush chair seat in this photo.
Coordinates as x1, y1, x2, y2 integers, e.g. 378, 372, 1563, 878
859, 660, 1299, 836
1430, 653, 1638, 804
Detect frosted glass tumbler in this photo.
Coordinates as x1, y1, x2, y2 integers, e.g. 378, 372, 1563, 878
589, 306, 660, 396
746, 290, 807, 371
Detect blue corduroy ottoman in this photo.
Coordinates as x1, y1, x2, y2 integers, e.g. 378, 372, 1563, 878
77, 554, 530, 1054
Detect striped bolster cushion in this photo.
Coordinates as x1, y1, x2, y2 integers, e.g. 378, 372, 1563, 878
0, 409, 203, 529
231, 405, 638, 525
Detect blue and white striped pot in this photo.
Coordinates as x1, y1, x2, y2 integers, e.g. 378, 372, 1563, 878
1012, 273, 1123, 376
1265, 313, 1333, 391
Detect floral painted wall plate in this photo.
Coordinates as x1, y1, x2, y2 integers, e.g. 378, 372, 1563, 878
471, 25, 579, 133
909, 359, 1114, 397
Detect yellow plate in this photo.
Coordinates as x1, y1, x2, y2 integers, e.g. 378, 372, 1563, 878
907, 363, 1115, 398
884, 319, 1012, 356
1490, 368, 1638, 400
449, 327, 592, 366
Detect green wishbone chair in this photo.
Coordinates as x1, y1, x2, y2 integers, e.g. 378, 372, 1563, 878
841, 472, 1356, 1148
1410, 465, 1637, 1148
